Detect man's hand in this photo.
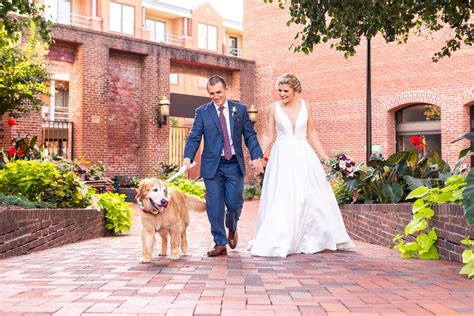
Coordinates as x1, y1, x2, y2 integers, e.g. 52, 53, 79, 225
250, 158, 264, 173
182, 158, 191, 170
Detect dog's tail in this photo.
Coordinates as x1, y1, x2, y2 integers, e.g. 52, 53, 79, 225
184, 194, 207, 213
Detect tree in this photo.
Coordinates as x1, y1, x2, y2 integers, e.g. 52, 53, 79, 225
0, 0, 52, 42
0, 25, 51, 117
0, 0, 52, 117
264, 0, 473, 61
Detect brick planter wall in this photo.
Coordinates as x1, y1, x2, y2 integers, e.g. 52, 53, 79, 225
0, 207, 106, 259
340, 203, 474, 262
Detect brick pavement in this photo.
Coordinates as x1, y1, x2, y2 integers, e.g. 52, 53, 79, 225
0, 200, 473, 315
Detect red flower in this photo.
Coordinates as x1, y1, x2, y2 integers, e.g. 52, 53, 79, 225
17, 149, 24, 157
410, 135, 424, 150
8, 147, 16, 157
263, 157, 269, 162
7, 118, 16, 127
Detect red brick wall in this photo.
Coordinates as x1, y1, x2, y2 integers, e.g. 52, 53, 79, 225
0, 206, 106, 259
4, 24, 256, 178
244, 0, 474, 166
340, 203, 474, 262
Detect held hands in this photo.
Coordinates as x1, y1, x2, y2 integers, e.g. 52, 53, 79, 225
250, 158, 265, 173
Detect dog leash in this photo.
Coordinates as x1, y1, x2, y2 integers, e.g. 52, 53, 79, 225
165, 161, 196, 183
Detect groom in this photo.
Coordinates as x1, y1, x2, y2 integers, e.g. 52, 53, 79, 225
183, 75, 263, 256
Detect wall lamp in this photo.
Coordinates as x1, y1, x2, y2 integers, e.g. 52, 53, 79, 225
248, 104, 258, 124
158, 96, 170, 127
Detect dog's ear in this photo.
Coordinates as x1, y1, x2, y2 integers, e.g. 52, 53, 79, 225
137, 179, 150, 200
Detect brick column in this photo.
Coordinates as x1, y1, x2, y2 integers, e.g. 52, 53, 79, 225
139, 47, 170, 177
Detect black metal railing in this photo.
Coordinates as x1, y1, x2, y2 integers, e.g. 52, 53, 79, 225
42, 120, 74, 159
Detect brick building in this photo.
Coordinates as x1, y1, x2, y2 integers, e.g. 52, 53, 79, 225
244, 1, 473, 166
1, 1, 254, 178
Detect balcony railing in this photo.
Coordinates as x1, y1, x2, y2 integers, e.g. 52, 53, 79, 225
162, 34, 186, 47
228, 47, 243, 58
42, 121, 74, 159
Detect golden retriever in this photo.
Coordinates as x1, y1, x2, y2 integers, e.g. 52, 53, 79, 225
136, 178, 206, 262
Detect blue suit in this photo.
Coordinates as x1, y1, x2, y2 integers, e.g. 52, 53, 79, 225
184, 100, 263, 246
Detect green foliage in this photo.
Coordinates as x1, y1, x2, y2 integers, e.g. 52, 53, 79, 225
0, 192, 55, 208
264, 1, 473, 61
331, 177, 353, 204
340, 149, 452, 204
96, 192, 132, 234
0, 25, 50, 117
460, 236, 474, 279
0, 0, 52, 43
462, 168, 474, 225
168, 178, 205, 199
243, 182, 258, 200
394, 175, 465, 260
0, 160, 89, 208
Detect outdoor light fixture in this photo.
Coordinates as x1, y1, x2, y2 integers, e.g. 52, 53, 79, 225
158, 96, 170, 127
248, 104, 258, 123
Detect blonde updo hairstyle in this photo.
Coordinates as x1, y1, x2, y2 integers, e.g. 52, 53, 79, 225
276, 73, 302, 93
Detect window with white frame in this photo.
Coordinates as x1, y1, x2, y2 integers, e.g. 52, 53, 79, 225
109, 2, 134, 35
197, 23, 217, 51
146, 19, 166, 43
170, 73, 178, 85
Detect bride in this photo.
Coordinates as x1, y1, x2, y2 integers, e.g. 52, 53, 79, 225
248, 73, 355, 257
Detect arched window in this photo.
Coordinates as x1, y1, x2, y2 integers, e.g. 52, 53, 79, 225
396, 104, 441, 155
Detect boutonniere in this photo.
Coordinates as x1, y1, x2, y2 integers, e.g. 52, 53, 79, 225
231, 106, 237, 116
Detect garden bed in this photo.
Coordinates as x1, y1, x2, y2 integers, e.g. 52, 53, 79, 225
0, 206, 106, 259
340, 203, 473, 262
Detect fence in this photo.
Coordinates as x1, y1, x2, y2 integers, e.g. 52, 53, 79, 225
42, 120, 74, 159
169, 126, 190, 166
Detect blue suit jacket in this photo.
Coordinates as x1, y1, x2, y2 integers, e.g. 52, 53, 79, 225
184, 100, 263, 179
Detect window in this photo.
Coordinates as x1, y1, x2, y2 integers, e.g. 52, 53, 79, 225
229, 36, 238, 56
170, 73, 178, 85
44, 0, 71, 25
197, 77, 208, 89
197, 23, 217, 51
110, 2, 134, 35
146, 19, 165, 43
396, 104, 441, 155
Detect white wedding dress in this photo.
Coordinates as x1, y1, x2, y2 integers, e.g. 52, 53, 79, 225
248, 100, 355, 257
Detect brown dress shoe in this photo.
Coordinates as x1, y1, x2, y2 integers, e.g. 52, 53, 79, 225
228, 229, 238, 249
207, 245, 227, 257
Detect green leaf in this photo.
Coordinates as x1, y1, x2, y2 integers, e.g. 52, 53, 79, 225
403, 175, 424, 191
459, 260, 474, 278
462, 168, 474, 225
382, 183, 403, 203
406, 186, 429, 200
462, 250, 474, 264
405, 218, 427, 235
419, 245, 439, 260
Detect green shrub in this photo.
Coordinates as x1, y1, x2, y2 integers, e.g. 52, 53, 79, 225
168, 178, 205, 198
331, 177, 353, 204
0, 160, 89, 208
243, 183, 257, 200
0, 192, 55, 208
96, 192, 133, 234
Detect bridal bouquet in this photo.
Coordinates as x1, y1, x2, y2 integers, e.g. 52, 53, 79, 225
326, 153, 357, 180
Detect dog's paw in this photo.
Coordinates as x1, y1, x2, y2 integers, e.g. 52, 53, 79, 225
138, 256, 151, 263
170, 254, 179, 260
159, 251, 167, 256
